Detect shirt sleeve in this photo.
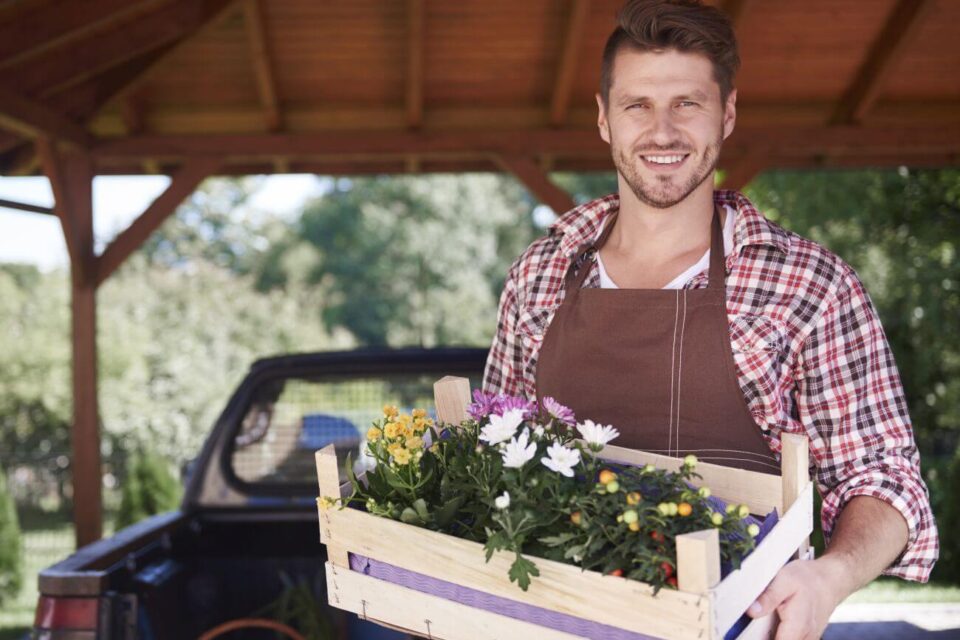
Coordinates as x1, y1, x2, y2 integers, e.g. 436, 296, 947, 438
795, 267, 939, 582
483, 261, 526, 397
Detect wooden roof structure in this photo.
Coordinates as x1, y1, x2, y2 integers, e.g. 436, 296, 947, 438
1, 0, 959, 548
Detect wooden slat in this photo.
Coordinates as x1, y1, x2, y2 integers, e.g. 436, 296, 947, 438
316, 446, 349, 567
598, 444, 783, 516
11, 0, 236, 97
325, 563, 584, 640
242, 0, 281, 132
321, 503, 709, 640
720, 0, 752, 30
550, 0, 590, 127
0, 88, 95, 147
712, 482, 814, 638
406, 0, 424, 129
676, 528, 721, 594
830, 0, 937, 125
780, 432, 810, 558
0, 0, 166, 69
433, 376, 472, 425
96, 155, 221, 285
497, 155, 575, 214
0, 197, 54, 215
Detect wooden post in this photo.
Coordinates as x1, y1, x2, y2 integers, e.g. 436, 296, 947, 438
63, 152, 101, 548
780, 432, 811, 558
433, 376, 471, 425
676, 528, 721, 593
316, 445, 349, 567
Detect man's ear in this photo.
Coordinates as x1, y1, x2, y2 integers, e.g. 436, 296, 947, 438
596, 93, 611, 144
722, 88, 737, 141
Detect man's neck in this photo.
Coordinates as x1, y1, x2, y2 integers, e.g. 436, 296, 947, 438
607, 177, 719, 264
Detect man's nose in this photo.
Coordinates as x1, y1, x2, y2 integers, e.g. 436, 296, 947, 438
647, 108, 680, 146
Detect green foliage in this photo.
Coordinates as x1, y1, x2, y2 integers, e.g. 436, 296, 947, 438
259, 175, 538, 347
254, 572, 335, 640
0, 464, 24, 605
115, 451, 182, 529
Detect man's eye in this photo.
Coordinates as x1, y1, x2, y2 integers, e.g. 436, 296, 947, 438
678, 101, 698, 108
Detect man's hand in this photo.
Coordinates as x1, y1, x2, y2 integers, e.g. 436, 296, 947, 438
746, 557, 846, 640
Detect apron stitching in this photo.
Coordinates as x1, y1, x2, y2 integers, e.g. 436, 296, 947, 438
675, 288, 688, 458
668, 289, 680, 457
642, 448, 776, 459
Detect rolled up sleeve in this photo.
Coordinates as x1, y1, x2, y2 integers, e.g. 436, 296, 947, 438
483, 261, 525, 397
796, 267, 939, 581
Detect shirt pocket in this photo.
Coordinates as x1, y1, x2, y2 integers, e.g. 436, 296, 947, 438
516, 306, 555, 388
729, 314, 787, 356
727, 314, 790, 430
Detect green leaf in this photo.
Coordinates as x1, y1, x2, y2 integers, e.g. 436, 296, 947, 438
538, 533, 578, 547
400, 507, 422, 525
413, 498, 430, 521
508, 554, 540, 591
434, 494, 466, 528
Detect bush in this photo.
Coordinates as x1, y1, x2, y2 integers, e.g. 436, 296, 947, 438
116, 451, 182, 529
0, 462, 24, 604
929, 452, 960, 583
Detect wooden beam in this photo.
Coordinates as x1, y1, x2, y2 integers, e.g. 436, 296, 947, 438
0, 197, 54, 215
497, 155, 576, 213
405, 0, 425, 129
242, 0, 281, 132
0, 88, 95, 147
120, 97, 145, 136
0, 141, 41, 177
720, 0, 752, 29
830, 0, 935, 125
96, 156, 221, 285
550, 0, 590, 127
0, 0, 167, 69
36, 137, 79, 263
719, 151, 770, 191
9, 0, 236, 98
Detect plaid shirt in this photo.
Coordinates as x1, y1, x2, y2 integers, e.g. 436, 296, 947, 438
483, 189, 938, 581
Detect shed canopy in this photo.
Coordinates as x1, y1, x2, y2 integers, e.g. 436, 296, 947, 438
2, 0, 959, 549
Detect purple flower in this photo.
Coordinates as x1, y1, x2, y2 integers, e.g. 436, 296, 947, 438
542, 396, 576, 425
467, 390, 537, 421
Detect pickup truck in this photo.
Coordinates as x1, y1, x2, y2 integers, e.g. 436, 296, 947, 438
34, 347, 488, 640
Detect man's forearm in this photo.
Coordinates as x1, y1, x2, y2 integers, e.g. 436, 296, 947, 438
816, 495, 910, 600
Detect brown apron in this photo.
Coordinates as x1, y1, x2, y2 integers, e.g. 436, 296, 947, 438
536, 206, 780, 474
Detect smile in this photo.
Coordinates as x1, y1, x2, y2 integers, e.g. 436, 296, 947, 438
640, 153, 690, 169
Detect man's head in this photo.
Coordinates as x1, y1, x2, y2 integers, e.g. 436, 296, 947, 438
597, 0, 739, 209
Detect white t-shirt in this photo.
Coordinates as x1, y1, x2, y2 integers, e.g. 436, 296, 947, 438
596, 204, 736, 289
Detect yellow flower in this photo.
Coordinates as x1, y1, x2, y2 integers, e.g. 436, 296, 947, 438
400, 422, 414, 439
405, 436, 424, 450
318, 496, 337, 511
367, 427, 382, 442
393, 448, 412, 465
383, 405, 399, 419
412, 408, 427, 419
429, 443, 440, 454
384, 422, 401, 439
387, 442, 404, 458
398, 413, 413, 425
413, 418, 427, 433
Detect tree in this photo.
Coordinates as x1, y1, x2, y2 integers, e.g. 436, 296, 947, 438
0, 461, 23, 605
115, 451, 182, 528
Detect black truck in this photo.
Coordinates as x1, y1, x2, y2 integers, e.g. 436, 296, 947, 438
33, 348, 487, 640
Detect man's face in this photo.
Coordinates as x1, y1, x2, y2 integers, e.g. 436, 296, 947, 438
597, 48, 736, 209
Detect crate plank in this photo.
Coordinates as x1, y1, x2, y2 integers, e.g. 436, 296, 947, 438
676, 529, 721, 594
712, 481, 814, 637
322, 504, 710, 640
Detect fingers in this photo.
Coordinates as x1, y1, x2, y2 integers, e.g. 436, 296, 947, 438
748, 570, 795, 619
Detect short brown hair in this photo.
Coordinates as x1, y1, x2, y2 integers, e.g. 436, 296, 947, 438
600, 0, 739, 105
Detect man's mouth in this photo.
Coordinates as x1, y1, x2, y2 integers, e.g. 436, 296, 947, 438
640, 153, 690, 169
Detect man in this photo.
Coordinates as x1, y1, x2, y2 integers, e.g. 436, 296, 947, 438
482, 1, 939, 638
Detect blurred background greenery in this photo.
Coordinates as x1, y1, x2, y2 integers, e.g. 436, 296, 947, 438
1, 168, 958, 636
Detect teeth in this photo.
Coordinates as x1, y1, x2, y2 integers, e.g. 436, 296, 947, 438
644, 154, 686, 164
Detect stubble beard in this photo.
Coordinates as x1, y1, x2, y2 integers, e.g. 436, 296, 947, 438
612, 129, 724, 209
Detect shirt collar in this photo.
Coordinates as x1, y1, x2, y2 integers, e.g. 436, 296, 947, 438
549, 189, 792, 258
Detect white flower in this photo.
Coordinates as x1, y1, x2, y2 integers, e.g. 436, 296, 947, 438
479, 408, 525, 445
577, 420, 620, 451
353, 447, 378, 474
494, 491, 511, 510
541, 443, 581, 478
532, 425, 545, 439
501, 428, 537, 468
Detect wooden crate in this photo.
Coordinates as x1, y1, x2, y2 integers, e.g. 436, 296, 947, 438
316, 377, 814, 640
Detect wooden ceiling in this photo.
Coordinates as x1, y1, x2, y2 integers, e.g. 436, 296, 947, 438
1, 0, 959, 180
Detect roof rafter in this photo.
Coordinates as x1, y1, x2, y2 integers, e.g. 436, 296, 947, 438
7, 0, 236, 98
36, 137, 79, 265
0, 0, 167, 70
550, 0, 590, 127
406, 0, 425, 129
830, 0, 936, 125
242, 0, 281, 132
0, 88, 95, 147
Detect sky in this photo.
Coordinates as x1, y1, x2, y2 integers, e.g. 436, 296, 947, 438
0, 174, 325, 270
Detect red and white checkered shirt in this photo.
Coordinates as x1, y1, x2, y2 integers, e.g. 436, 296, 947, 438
483, 189, 938, 581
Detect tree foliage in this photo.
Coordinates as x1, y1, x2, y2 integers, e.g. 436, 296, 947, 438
115, 450, 182, 529
0, 461, 23, 604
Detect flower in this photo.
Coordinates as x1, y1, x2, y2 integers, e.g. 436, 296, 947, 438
405, 436, 424, 450
479, 408, 525, 445
683, 454, 698, 467
412, 408, 427, 419
366, 426, 382, 442
384, 422, 401, 439
542, 396, 576, 425
383, 405, 398, 419
598, 469, 617, 485
748, 523, 760, 537
494, 491, 511, 510
501, 428, 537, 468
467, 390, 537, 421
577, 420, 620, 451
393, 448, 412, 465
541, 442, 581, 477
318, 496, 337, 511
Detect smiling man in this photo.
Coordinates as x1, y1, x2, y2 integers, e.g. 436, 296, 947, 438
483, 1, 939, 638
